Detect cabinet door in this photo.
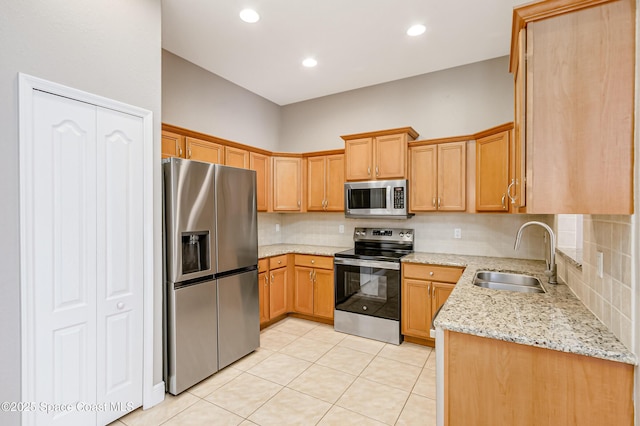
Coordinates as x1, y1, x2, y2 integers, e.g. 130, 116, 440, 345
161, 130, 185, 159
325, 154, 345, 211
273, 157, 302, 211
225, 146, 249, 169
431, 282, 454, 317
294, 266, 314, 315
526, 1, 634, 213
345, 138, 373, 181
476, 131, 510, 212
512, 28, 527, 210
375, 134, 407, 179
259, 271, 269, 324
269, 267, 287, 318
250, 152, 270, 212
186, 137, 224, 164
409, 145, 438, 212
313, 269, 334, 319
307, 156, 326, 211
401, 278, 431, 339
437, 142, 466, 211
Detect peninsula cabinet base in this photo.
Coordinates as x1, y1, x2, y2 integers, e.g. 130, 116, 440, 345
444, 331, 633, 426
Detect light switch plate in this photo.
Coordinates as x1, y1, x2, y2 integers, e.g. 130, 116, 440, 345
454, 228, 462, 239
275, 224, 280, 232
339, 225, 344, 234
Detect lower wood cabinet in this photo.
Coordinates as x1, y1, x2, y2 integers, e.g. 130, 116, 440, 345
444, 330, 634, 425
401, 263, 463, 342
293, 255, 334, 320
258, 255, 288, 326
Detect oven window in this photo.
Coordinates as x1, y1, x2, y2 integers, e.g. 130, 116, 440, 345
348, 188, 387, 209
335, 263, 400, 320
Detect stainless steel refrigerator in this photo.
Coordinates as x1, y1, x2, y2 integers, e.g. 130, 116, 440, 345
163, 158, 259, 395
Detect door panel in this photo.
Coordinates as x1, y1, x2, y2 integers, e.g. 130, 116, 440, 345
217, 270, 260, 369
269, 268, 288, 318
325, 154, 345, 211
294, 267, 314, 315
313, 269, 334, 319
438, 142, 466, 211
410, 145, 437, 211
96, 107, 144, 423
215, 165, 258, 272
32, 90, 97, 425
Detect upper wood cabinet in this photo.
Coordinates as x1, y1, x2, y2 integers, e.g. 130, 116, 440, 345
162, 130, 186, 159
272, 156, 302, 211
510, 0, 635, 214
410, 141, 466, 212
185, 136, 224, 164
225, 146, 249, 169
250, 151, 270, 212
342, 127, 418, 181
475, 129, 511, 212
307, 153, 344, 212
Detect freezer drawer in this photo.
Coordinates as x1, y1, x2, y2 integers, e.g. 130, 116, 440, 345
167, 279, 218, 395
217, 269, 260, 369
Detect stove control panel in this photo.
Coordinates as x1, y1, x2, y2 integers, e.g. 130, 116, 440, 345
353, 227, 414, 243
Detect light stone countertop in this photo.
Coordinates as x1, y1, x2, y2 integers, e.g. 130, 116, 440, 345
404, 252, 636, 365
257, 245, 635, 364
258, 244, 349, 259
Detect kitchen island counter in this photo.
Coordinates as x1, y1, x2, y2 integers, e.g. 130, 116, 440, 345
403, 252, 636, 365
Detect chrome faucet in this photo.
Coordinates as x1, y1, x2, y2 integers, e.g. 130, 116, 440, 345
514, 221, 558, 284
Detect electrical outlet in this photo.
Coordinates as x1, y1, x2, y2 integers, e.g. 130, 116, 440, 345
596, 251, 603, 278
454, 228, 462, 239
275, 224, 280, 232
338, 225, 345, 234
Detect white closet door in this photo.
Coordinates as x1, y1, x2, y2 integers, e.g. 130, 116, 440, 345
95, 107, 144, 425
32, 90, 98, 426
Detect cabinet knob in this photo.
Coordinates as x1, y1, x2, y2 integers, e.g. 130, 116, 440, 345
311, 260, 315, 264
429, 271, 434, 276
117, 302, 125, 310
278, 260, 281, 264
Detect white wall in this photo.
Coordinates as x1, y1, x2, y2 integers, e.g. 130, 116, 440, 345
162, 50, 282, 151
279, 56, 513, 152
0, 1, 161, 424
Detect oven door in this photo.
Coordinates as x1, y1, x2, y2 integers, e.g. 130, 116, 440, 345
334, 258, 400, 320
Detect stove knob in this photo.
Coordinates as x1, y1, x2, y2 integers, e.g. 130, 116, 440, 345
362, 305, 368, 311
399, 232, 404, 237
406, 232, 412, 238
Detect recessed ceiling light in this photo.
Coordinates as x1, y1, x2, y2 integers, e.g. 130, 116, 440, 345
407, 24, 426, 36
239, 8, 260, 23
302, 58, 318, 68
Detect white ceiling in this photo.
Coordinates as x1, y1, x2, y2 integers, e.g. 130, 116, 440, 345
162, 0, 523, 106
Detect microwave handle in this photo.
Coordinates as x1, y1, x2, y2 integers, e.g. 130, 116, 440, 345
387, 185, 392, 209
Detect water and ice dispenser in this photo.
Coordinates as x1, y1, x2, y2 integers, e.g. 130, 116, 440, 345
181, 231, 210, 275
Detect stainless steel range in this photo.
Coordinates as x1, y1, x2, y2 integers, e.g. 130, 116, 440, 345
334, 227, 414, 345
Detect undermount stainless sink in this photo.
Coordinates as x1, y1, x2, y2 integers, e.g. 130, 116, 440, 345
473, 271, 545, 294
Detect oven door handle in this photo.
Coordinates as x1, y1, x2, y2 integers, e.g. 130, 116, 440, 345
334, 257, 400, 270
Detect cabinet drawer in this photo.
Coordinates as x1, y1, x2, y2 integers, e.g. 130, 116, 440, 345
402, 263, 463, 283
269, 254, 288, 269
258, 258, 268, 273
295, 254, 333, 270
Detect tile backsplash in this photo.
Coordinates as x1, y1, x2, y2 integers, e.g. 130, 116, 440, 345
556, 215, 633, 349
259, 212, 553, 260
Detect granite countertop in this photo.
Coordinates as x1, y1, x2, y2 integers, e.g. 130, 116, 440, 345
404, 252, 636, 365
258, 244, 349, 259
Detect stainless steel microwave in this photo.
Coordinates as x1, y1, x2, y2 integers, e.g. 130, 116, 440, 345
344, 179, 413, 219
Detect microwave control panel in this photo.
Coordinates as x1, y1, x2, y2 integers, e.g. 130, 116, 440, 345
393, 187, 405, 209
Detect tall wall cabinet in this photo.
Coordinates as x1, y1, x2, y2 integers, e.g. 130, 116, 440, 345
510, 0, 635, 213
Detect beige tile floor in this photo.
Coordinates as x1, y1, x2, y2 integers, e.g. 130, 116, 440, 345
114, 317, 437, 426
